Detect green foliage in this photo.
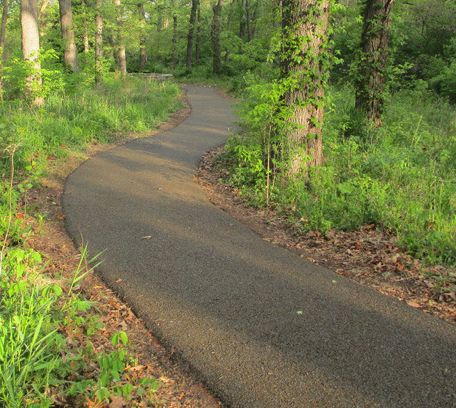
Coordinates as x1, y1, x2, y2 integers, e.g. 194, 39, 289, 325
0, 77, 182, 406
0, 76, 182, 166
225, 81, 456, 266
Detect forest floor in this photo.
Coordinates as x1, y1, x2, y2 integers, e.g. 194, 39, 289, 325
23, 88, 456, 407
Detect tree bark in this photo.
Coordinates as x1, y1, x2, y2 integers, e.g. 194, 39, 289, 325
1, 0, 8, 61
171, 13, 178, 69
246, 0, 252, 42
195, 1, 201, 62
95, 0, 103, 84
239, 0, 246, 39
186, 0, 199, 68
281, 0, 331, 177
59, 0, 79, 72
211, 0, 223, 75
114, 0, 127, 75
21, 0, 43, 106
355, 0, 395, 127
82, 0, 89, 53
138, 1, 147, 71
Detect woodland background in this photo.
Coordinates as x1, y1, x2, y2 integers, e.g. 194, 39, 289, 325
1, 0, 456, 406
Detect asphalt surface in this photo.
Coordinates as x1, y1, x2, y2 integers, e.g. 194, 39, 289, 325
63, 85, 456, 408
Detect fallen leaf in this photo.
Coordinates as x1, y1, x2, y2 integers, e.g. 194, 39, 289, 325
108, 396, 126, 408
407, 300, 421, 308
115, 279, 122, 283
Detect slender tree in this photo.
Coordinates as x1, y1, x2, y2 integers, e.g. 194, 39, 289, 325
114, 0, 127, 75
59, 0, 79, 72
138, 0, 147, 71
355, 0, 395, 127
21, 0, 43, 106
0, 0, 8, 61
281, 0, 331, 176
195, 1, 201, 62
82, 0, 90, 53
171, 7, 178, 69
186, 0, 199, 67
95, 0, 103, 83
211, 0, 223, 75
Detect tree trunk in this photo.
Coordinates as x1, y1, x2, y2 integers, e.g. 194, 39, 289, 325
239, 0, 246, 39
59, 0, 79, 72
246, 0, 252, 42
186, 0, 199, 68
281, 0, 331, 177
211, 0, 223, 75
82, 0, 89, 53
171, 13, 178, 69
1, 0, 8, 61
21, 0, 43, 106
138, 1, 147, 71
95, 0, 103, 84
355, 0, 395, 127
114, 0, 127, 75
195, 2, 201, 62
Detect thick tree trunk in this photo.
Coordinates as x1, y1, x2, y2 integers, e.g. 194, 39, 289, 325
138, 1, 147, 71
59, 0, 79, 72
211, 0, 223, 75
95, 0, 103, 84
114, 0, 127, 75
186, 0, 199, 68
281, 0, 331, 177
355, 0, 395, 127
21, 0, 43, 106
1, 0, 8, 61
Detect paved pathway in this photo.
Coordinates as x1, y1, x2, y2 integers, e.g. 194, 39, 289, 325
63, 85, 456, 408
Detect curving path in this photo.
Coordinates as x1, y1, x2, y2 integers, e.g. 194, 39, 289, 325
63, 85, 456, 408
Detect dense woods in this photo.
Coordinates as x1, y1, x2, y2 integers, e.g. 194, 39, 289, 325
1, 0, 456, 404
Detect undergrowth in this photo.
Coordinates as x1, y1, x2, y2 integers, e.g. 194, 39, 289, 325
0, 76, 181, 406
224, 77, 456, 267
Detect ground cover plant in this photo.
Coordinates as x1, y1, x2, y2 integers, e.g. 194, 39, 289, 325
0, 76, 182, 407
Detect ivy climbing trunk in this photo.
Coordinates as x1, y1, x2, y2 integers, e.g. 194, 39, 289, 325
355, 0, 395, 127
21, 0, 43, 106
138, 1, 147, 71
281, 0, 331, 177
186, 0, 199, 68
58, 0, 79, 72
211, 0, 223, 75
95, 0, 103, 84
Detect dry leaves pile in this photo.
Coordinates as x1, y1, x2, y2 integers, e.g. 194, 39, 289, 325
197, 147, 456, 325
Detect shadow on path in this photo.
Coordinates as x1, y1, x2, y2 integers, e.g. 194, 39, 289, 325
63, 85, 456, 408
